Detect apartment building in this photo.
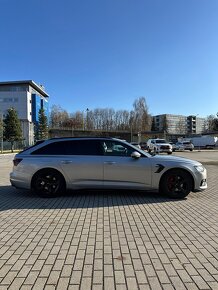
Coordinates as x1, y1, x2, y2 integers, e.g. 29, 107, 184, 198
153, 114, 206, 135
0, 80, 49, 146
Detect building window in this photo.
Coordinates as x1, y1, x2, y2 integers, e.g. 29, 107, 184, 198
10, 86, 25, 92
1, 97, 18, 102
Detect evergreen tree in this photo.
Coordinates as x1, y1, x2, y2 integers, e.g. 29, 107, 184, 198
213, 113, 218, 131
4, 108, 22, 152
36, 108, 48, 140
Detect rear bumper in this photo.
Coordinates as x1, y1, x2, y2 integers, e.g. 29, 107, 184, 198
10, 172, 31, 190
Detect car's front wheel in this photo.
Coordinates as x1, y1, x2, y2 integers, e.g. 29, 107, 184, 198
160, 169, 193, 198
32, 169, 65, 197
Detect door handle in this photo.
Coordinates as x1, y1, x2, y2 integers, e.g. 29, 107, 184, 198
61, 160, 73, 164
104, 161, 116, 165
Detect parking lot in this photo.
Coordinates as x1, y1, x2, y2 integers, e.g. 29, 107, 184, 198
0, 152, 218, 290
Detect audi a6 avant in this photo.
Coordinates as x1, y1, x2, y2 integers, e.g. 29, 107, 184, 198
10, 137, 207, 198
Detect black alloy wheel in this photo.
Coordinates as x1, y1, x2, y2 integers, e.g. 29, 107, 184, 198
32, 169, 65, 197
160, 169, 192, 198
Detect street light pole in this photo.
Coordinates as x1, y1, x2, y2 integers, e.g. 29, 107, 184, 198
86, 108, 89, 130
0, 111, 3, 154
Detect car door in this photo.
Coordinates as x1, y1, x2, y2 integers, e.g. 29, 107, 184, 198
101, 140, 152, 189
59, 140, 104, 188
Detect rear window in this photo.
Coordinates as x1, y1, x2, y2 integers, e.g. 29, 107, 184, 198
20, 140, 46, 153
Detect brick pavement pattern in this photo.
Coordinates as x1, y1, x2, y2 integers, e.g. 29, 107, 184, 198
0, 155, 218, 290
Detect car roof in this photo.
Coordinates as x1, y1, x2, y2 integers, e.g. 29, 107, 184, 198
49, 136, 114, 140
19, 137, 128, 153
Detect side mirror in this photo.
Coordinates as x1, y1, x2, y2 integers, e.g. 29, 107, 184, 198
131, 151, 141, 159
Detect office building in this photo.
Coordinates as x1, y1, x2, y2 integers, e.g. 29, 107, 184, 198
0, 80, 49, 146
153, 114, 206, 135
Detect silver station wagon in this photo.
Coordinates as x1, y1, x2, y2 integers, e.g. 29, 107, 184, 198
10, 137, 207, 198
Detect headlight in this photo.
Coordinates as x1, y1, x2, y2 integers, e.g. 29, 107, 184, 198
194, 165, 205, 172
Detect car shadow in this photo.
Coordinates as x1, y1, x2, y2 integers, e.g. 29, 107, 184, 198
0, 185, 186, 211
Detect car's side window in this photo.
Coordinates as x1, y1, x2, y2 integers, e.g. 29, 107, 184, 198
31, 141, 66, 155
64, 140, 103, 155
101, 141, 135, 157
31, 140, 104, 156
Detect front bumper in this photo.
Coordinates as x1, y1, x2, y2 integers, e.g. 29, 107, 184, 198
156, 148, 172, 153
193, 169, 207, 191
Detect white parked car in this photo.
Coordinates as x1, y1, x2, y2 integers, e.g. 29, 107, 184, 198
147, 139, 173, 154
10, 137, 207, 199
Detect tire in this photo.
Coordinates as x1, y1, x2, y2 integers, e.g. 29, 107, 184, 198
154, 148, 157, 154
148, 147, 151, 153
160, 169, 193, 199
190, 149, 193, 151
167, 152, 172, 155
32, 169, 65, 197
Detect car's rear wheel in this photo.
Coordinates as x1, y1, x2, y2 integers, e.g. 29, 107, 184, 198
32, 169, 65, 197
160, 169, 193, 198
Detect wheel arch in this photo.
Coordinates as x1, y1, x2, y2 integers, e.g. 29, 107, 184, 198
159, 167, 195, 192
31, 167, 66, 190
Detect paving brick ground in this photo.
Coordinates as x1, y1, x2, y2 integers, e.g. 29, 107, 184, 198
0, 154, 218, 289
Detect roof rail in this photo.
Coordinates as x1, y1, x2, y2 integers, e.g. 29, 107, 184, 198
49, 136, 114, 140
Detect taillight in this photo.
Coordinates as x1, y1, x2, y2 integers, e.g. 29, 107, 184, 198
13, 158, 23, 166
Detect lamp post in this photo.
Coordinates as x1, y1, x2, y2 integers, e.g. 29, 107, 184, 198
0, 111, 3, 153
86, 108, 89, 130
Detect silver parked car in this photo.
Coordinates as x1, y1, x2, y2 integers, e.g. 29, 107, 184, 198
10, 137, 207, 199
181, 141, 194, 151
171, 142, 185, 152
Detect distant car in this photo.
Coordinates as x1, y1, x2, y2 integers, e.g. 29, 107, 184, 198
147, 139, 173, 154
130, 142, 141, 149
10, 137, 207, 199
139, 142, 148, 150
171, 142, 185, 152
112, 144, 127, 152
181, 141, 194, 151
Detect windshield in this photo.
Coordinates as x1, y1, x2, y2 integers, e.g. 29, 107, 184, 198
156, 139, 167, 144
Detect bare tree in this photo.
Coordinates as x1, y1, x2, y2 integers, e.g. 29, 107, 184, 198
132, 97, 151, 131
176, 117, 187, 134
206, 115, 216, 132
49, 97, 152, 132
50, 105, 69, 128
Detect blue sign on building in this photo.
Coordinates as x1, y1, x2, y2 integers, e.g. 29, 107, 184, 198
32, 94, 49, 125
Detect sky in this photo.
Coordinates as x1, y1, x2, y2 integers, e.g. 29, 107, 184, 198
0, 0, 218, 118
